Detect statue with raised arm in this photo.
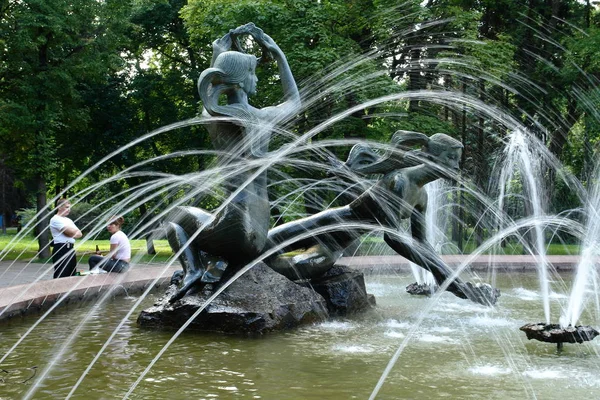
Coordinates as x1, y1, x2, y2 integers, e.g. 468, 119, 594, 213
265, 131, 500, 306
166, 23, 300, 302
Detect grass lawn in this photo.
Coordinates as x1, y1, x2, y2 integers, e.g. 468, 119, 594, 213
0, 228, 581, 262
546, 243, 580, 255
0, 228, 174, 263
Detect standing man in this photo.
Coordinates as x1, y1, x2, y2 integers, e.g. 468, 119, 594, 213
49, 199, 82, 278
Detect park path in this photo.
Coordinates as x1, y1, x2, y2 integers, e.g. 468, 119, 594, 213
0, 254, 582, 289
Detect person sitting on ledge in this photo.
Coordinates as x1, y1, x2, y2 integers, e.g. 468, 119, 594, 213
88, 216, 131, 273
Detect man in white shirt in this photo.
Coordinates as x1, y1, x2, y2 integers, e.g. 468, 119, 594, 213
49, 199, 82, 278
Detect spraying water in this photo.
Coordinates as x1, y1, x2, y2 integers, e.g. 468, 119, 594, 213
409, 180, 449, 286
494, 129, 552, 323
1, 10, 600, 400
560, 158, 600, 327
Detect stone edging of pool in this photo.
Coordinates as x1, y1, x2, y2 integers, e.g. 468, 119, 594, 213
0, 265, 179, 322
0, 255, 582, 322
340, 254, 582, 272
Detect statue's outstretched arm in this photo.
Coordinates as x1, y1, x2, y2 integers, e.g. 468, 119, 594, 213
210, 23, 300, 119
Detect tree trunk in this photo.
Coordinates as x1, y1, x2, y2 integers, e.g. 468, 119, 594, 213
408, 48, 423, 113
474, 80, 487, 247
453, 189, 464, 252
456, 79, 469, 252
585, 0, 591, 28
583, 115, 594, 183
139, 203, 156, 255
36, 174, 51, 259
146, 232, 156, 255
546, 98, 580, 209
1, 166, 6, 234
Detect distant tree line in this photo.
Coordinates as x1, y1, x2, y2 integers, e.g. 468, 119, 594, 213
1, 0, 598, 256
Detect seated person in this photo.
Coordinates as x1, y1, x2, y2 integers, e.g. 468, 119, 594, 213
88, 216, 131, 273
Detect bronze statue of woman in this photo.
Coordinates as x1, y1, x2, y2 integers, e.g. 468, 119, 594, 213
265, 131, 499, 305
167, 23, 300, 302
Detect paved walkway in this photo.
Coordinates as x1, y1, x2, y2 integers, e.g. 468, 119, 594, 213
0, 254, 583, 289
0, 260, 175, 288
0, 260, 57, 288
339, 254, 582, 272
0, 260, 179, 321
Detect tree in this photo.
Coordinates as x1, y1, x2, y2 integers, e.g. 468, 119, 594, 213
0, 0, 132, 257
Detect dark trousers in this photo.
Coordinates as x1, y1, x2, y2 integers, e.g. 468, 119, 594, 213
88, 255, 130, 273
52, 243, 77, 279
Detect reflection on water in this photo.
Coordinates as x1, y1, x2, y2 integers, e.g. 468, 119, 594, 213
1, 272, 599, 399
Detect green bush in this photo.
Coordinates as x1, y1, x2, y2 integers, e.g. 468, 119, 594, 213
15, 208, 36, 229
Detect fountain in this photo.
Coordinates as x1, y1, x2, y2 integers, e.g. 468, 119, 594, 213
137, 23, 499, 335
488, 130, 600, 350
406, 180, 448, 296
520, 322, 599, 351
1, 18, 600, 400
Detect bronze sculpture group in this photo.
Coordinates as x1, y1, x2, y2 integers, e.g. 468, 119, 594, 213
165, 23, 499, 308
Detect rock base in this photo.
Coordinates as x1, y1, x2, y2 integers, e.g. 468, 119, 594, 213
138, 263, 374, 335
406, 282, 436, 296
307, 265, 375, 315
520, 323, 599, 344
138, 263, 329, 335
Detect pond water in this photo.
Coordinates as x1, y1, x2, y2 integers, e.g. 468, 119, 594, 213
1, 271, 599, 399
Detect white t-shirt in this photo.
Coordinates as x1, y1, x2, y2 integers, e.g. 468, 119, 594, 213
110, 230, 131, 261
49, 215, 78, 244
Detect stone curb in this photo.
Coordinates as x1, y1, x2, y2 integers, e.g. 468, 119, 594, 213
0, 265, 179, 321
339, 255, 582, 272
0, 255, 584, 322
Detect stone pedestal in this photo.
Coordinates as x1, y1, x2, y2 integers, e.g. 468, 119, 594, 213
520, 323, 599, 344
138, 263, 375, 334
307, 265, 375, 315
138, 263, 329, 335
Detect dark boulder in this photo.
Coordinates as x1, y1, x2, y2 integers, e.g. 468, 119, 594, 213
520, 323, 599, 344
138, 263, 329, 335
306, 265, 375, 316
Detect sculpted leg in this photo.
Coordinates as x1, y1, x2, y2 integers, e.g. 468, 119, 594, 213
166, 221, 229, 303
384, 233, 500, 306
264, 206, 362, 280
166, 222, 206, 302
267, 244, 342, 280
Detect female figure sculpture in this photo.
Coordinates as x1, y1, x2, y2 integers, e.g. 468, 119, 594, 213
265, 131, 499, 305
167, 23, 300, 302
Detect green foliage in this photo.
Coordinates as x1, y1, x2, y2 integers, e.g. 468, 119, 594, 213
0, 228, 173, 261
68, 202, 106, 238
15, 208, 37, 229
393, 112, 458, 137
1, 0, 600, 254
0, 0, 132, 180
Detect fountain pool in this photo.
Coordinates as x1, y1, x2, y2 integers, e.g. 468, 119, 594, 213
1, 271, 598, 399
